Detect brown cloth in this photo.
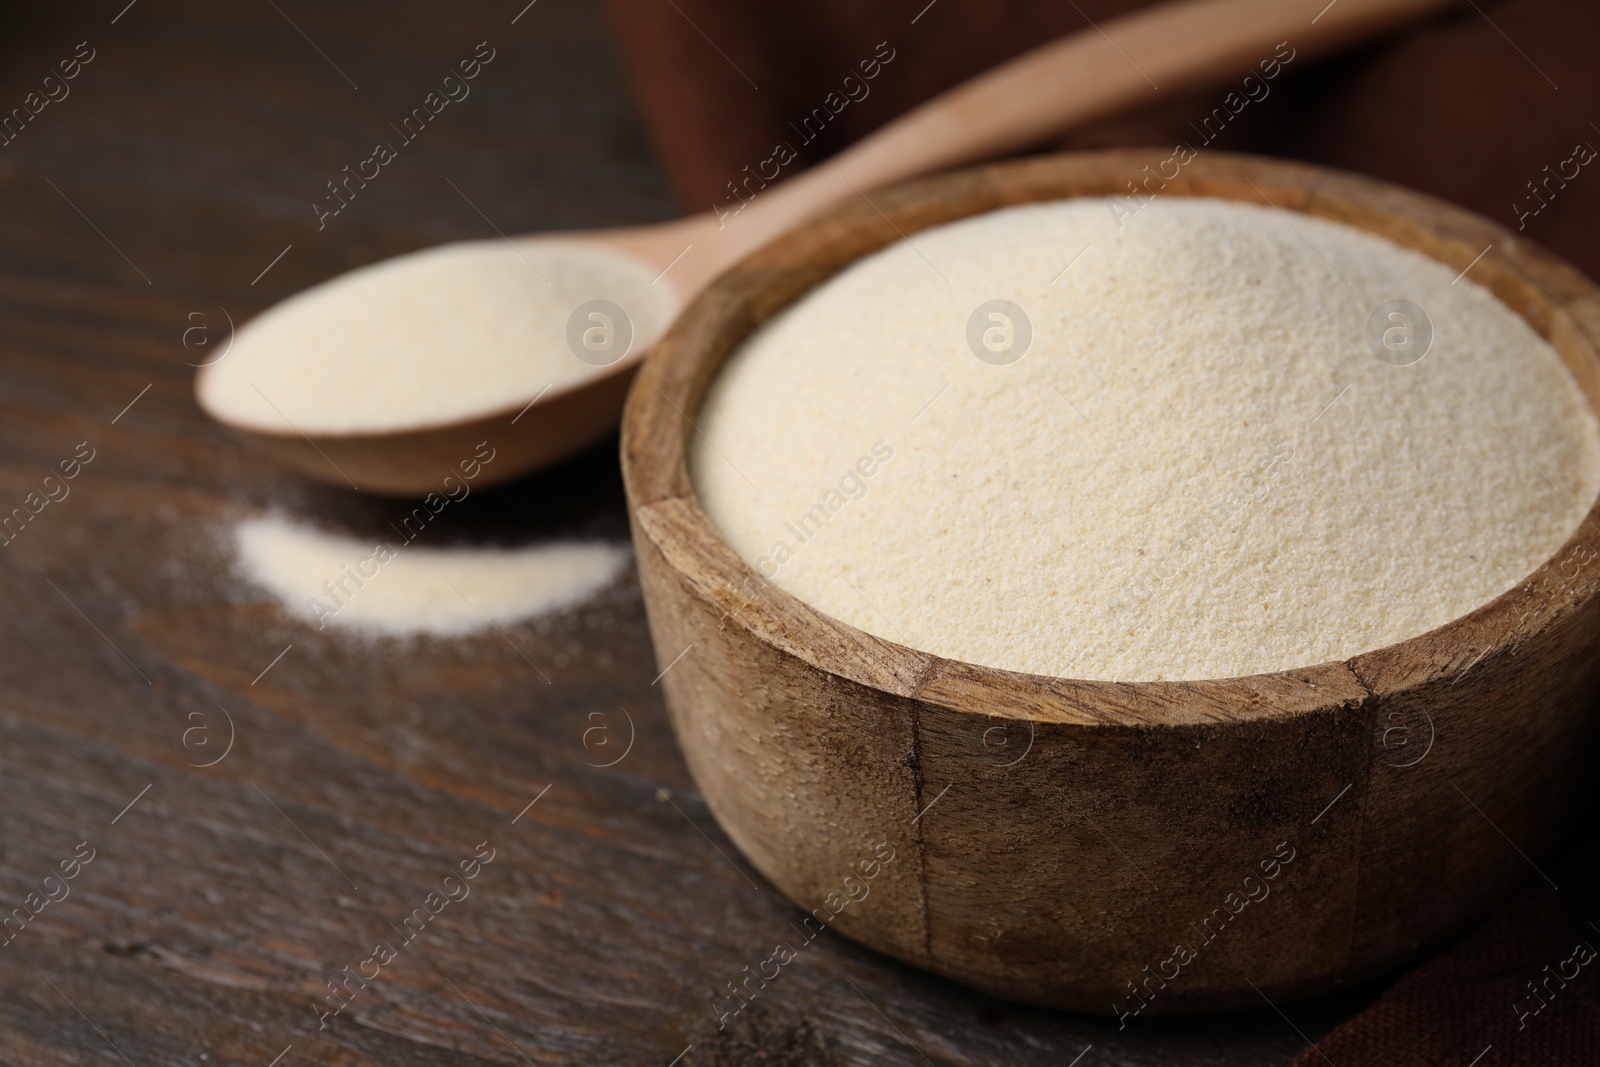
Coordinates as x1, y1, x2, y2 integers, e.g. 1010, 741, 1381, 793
1290, 832, 1600, 1066
601, 0, 1600, 279
600, 0, 1600, 1061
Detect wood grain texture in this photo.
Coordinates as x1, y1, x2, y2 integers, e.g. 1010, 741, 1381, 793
211, 358, 649, 498
0, 4, 1374, 1066
621, 150, 1600, 1012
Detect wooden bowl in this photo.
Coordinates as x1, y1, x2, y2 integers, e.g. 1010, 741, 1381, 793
619, 150, 1600, 1013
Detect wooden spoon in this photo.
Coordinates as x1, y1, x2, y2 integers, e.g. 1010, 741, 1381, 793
198, 0, 1457, 496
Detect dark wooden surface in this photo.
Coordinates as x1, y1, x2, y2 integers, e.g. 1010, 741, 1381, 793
0, 2, 1383, 1063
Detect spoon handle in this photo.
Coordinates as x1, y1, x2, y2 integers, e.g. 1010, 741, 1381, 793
732, 0, 1457, 244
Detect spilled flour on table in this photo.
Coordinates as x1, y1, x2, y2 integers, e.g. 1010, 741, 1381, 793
234, 515, 629, 637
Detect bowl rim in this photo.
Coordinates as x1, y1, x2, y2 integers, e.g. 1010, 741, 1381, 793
621, 148, 1600, 729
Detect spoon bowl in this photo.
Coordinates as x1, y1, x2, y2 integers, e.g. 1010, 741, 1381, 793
195, 227, 701, 496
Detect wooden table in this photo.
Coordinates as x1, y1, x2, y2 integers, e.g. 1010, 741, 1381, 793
0, 2, 1379, 1062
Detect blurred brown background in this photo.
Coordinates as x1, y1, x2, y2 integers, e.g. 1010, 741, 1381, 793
605, 0, 1600, 278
